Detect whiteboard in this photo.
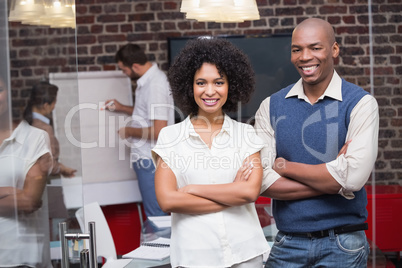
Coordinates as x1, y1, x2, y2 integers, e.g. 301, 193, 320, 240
50, 71, 138, 186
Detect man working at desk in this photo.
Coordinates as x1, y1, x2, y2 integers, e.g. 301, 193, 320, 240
255, 18, 379, 267
106, 44, 174, 217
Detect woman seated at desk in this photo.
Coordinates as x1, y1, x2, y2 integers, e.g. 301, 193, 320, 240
152, 38, 269, 268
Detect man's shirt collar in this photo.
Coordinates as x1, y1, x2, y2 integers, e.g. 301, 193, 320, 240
286, 71, 342, 103
136, 62, 158, 88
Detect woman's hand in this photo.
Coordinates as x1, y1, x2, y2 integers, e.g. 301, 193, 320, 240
0, 187, 22, 199
60, 163, 77, 178
178, 185, 193, 194
234, 162, 254, 182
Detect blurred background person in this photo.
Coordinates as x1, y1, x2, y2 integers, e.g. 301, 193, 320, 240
105, 44, 174, 217
0, 71, 53, 267
24, 80, 76, 179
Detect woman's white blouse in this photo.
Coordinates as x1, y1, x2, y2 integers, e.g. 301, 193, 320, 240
152, 115, 269, 268
0, 121, 52, 266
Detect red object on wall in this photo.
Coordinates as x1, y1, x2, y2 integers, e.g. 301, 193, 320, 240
101, 203, 145, 256
365, 185, 402, 253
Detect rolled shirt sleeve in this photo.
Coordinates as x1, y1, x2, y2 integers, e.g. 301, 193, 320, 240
254, 97, 281, 194
327, 95, 379, 199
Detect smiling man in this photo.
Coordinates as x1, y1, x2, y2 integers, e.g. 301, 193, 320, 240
254, 18, 379, 267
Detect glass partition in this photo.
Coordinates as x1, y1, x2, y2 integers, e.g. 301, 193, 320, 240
1, 1, 82, 267
2, 0, 401, 267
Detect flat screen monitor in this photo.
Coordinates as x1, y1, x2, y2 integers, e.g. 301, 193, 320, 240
167, 35, 300, 122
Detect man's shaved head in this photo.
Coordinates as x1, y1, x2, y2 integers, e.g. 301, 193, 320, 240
294, 18, 336, 45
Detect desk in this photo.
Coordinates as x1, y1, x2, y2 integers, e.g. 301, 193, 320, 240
126, 258, 170, 268
48, 177, 143, 209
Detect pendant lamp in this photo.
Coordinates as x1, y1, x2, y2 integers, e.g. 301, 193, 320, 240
180, 0, 260, 22
8, 0, 75, 29
8, 0, 46, 23
43, 0, 76, 29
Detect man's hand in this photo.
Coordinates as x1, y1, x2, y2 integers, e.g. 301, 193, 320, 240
337, 140, 351, 157
118, 127, 130, 139
105, 99, 134, 115
273, 140, 350, 178
273, 157, 287, 176
105, 99, 120, 112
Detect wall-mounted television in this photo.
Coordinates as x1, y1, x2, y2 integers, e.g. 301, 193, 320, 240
167, 35, 300, 122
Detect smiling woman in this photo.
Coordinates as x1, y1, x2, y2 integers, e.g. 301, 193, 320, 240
151, 38, 269, 268
193, 62, 229, 121
168, 38, 255, 118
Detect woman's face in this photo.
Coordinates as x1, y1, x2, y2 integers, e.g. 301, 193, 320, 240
193, 63, 228, 118
0, 78, 9, 118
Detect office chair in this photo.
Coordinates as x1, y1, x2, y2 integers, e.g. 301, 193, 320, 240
75, 202, 132, 268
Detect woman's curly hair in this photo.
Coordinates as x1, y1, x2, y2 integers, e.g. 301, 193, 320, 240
168, 37, 255, 116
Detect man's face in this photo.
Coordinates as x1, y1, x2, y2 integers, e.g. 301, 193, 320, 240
290, 25, 339, 90
117, 61, 140, 80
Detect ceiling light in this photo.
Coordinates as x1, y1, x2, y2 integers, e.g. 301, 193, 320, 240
180, 0, 260, 23
8, 0, 75, 29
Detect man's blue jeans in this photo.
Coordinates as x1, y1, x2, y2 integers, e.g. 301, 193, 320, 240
265, 230, 370, 268
132, 159, 167, 217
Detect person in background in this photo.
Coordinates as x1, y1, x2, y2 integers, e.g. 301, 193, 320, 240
152, 38, 269, 268
105, 44, 174, 217
255, 18, 379, 267
24, 80, 76, 178
0, 72, 53, 267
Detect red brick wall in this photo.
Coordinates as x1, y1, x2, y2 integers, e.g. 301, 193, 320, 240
7, 0, 402, 183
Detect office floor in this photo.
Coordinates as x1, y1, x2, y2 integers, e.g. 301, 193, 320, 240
50, 252, 401, 268
387, 253, 402, 268
52, 259, 400, 268
367, 251, 402, 268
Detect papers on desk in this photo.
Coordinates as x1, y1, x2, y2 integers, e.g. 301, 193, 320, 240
148, 215, 171, 229
122, 237, 171, 261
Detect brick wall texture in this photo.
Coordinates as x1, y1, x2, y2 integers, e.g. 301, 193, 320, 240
7, 0, 402, 184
